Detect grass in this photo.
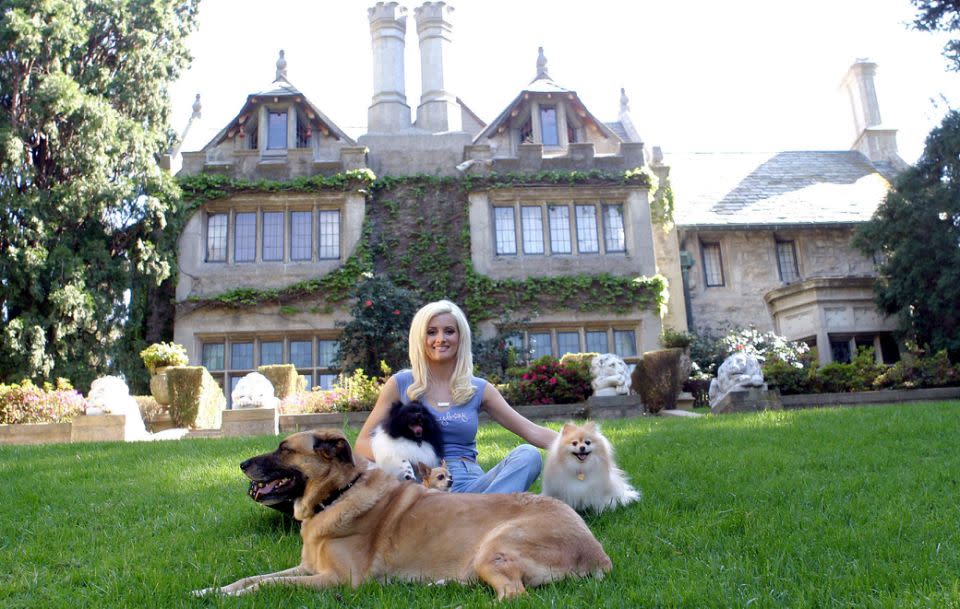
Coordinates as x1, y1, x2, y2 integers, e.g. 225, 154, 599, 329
1, 402, 959, 608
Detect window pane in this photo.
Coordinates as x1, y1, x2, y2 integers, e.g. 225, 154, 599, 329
540, 106, 559, 146
528, 332, 552, 359
202, 343, 224, 371
300, 372, 314, 391
267, 111, 287, 149
613, 330, 637, 358
290, 211, 313, 261
557, 331, 580, 357
548, 205, 571, 253
777, 241, 799, 283
603, 205, 626, 252
585, 330, 608, 353
575, 205, 599, 253
318, 340, 338, 367
206, 214, 227, 262
504, 334, 523, 352
231, 342, 254, 370
702, 243, 724, 287
290, 340, 312, 368
318, 210, 340, 259
830, 339, 851, 363
262, 212, 284, 261
494, 207, 517, 255
260, 341, 282, 366
318, 374, 337, 390
234, 212, 256, 262
520, 206, 544, 254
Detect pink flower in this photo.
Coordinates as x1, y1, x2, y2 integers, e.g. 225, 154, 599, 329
549, 377, 558, 385
392, 309, 400, 315
364, 300, 373, 307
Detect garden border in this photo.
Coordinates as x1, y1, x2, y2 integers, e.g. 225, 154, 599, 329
779, 386, 960, 408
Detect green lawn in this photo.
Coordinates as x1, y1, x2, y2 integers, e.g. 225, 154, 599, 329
2, 402, 959, 608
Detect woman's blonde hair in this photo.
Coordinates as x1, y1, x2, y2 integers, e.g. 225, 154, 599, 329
407, 300, 476, 404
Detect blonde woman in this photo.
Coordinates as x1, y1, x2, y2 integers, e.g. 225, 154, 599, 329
355, 300, 558, 493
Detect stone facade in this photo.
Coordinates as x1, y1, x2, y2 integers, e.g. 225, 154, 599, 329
171, 5, 907, 401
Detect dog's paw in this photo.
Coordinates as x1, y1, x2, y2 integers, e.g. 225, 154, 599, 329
192, 587, 216, 597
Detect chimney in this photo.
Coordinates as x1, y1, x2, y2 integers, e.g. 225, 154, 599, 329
414, 2, 461, 132
841, 59, 902, 166
367, 2, 411, 133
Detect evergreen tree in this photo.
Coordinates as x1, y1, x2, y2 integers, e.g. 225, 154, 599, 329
0, 0, 199, 390
854, 111, 960, 360
911, 0, 960, 70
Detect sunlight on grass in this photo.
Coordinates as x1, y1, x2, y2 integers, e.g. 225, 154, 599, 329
1, 403, 959, 608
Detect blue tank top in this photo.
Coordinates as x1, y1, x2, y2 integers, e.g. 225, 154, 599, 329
393, 369, 486, 460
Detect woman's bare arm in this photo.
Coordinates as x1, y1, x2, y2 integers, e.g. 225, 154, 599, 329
481, 383, 558, 449
353, 375, 401, 461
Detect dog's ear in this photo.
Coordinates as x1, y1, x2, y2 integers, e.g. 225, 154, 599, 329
416, 461, 431, 479
560, 422, 577, 436
314, 436, 354, 464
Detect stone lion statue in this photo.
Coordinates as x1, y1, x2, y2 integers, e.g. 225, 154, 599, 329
708, 352, 765, 407
590, 353, 631, 396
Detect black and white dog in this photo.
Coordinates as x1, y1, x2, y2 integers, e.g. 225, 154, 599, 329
370, 400, 443, 481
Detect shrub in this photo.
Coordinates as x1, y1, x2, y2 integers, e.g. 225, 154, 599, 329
0, 379, 86, 424
721, 326, 810, 366
688, 327, 728, 376
874, 346, 960, 389
763, 357, 815, 395
167, 366, 224, 428
660, 327, 694, 349
258, 364, 299, 399
502, 356, 593, 405
134, 395, 166, 421
814, 363, 864, 393
139, 342, 188, 374
281, 365, 387, 414
336, 275, 418, 374
633, 348, 682, 413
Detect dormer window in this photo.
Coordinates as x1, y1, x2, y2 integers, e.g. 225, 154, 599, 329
540, 106, 559, 147
267, 111, 288, 149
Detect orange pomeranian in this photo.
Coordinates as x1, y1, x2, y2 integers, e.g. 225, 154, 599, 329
542, 421, 640, 513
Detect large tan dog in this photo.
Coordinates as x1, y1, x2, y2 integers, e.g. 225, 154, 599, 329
197, 429, 612, 600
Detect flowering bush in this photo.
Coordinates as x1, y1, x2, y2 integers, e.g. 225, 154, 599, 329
0, 379, 87, 425
139, 342, 189, 374
280, 364, 387, 414
502, 356, 592, 405
721, 326, 810, 367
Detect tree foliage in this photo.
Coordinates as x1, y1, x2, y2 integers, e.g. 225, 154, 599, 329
854, 110, 960, 361
336, 275, 419, 376
0, 0, 199, 390
911, 0, 960, 70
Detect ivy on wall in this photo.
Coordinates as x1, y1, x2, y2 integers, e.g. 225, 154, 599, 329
162, 168, 667, 323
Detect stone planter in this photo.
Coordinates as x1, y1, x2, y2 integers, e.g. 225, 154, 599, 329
70, 415, 126, 442
149, 366, 171, 406
222, 407, 278, 437
0, 421, 71, 445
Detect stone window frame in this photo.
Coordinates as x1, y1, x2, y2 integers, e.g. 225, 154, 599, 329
775, 237, 801, 284
505, 324, 641, 367
700, 240, 725, 287
205, 212, 229, 263
491, 198, 628, 259
202, 201, 343, 265
512, 97, 582, 153
199, 333, 341, 408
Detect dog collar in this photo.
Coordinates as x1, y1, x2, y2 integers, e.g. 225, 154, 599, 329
314, 473, 363, 514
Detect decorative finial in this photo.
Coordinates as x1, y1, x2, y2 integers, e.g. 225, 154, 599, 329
191, 93, 202, 119
536, 46, 549, 80
620, 87, 630, 113
275, 49, 288, 82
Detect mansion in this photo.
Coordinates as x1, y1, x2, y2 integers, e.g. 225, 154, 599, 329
171, 2, 905, 400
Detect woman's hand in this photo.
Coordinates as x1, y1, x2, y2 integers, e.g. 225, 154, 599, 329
481, 383, 558, 449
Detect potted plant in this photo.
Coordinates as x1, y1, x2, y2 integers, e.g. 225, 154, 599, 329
140, 342, 189, 406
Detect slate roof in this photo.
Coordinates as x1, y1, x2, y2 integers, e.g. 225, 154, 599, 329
668, 150, 893, 229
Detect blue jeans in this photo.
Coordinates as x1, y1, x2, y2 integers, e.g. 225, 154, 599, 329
448, 444, 542, 493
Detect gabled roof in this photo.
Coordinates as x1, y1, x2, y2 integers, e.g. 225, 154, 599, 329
669, 150, 893, 229
201, 76, 356, 150
473, 48, 620, 144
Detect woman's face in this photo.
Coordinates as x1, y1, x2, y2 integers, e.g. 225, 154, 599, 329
424, 313, 460, 364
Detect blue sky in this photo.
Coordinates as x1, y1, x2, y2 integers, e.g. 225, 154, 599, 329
171, 0, 960, 164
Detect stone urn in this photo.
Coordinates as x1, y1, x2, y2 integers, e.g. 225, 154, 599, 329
149, 366, 172, 406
